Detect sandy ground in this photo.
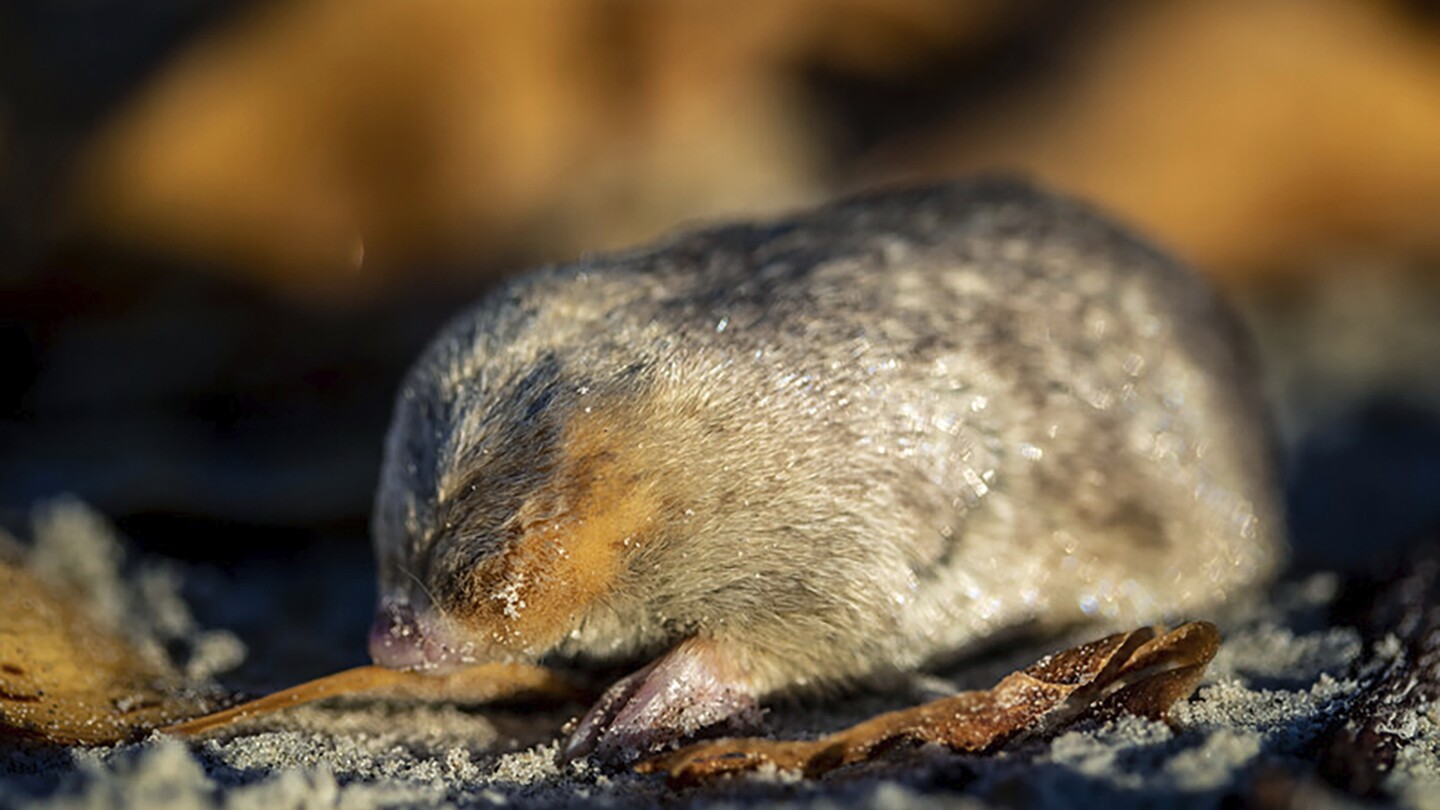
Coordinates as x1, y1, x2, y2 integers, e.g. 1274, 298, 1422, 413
1, 500, 1436, 809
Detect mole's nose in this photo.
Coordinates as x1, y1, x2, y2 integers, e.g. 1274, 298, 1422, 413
368, 601, 475, 672
368, 601, 429, 670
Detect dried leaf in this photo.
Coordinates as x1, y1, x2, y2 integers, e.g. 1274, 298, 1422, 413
639, 622, 1220, 785
0, 559, 582, 746
0, 561, 213, 745
159, 663, 582, 738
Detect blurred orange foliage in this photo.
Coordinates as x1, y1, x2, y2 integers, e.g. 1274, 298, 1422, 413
871, 0, 1440, 284
70, 0, 1440, 299
74, 0, 994, 300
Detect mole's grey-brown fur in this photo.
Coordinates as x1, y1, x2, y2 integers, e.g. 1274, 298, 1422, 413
370, 178, 1284, 761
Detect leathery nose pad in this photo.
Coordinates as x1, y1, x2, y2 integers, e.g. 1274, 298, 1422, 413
367, 601, 472, 672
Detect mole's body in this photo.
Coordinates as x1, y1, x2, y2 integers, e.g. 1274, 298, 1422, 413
369, 179, 1284, 763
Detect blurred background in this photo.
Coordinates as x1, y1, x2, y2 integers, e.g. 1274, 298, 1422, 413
2, 0, 1439, 592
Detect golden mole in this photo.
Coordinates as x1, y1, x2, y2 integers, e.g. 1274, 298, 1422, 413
367, 179, 1284, 765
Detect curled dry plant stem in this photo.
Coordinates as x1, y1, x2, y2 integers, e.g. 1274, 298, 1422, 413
638, 621, 1221, 785
159, 662, 585, 739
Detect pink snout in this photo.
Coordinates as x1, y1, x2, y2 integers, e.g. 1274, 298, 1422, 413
367, 601, 473, 673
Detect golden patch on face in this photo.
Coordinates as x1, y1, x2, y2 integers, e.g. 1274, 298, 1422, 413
463, 402, 663, 655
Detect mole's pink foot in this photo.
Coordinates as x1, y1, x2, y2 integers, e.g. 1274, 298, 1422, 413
559, 638, 761, 767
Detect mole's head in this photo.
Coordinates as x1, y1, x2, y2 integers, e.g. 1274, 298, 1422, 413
368, 356, 677, 672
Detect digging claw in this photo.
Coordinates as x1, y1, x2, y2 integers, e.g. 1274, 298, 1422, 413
558, 638, 760, 768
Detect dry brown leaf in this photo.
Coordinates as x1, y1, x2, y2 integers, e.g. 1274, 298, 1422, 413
0, 560, 213, 745
638, 622, 1220, 785
0, 558, 582, 746
159, 663, 582, 738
